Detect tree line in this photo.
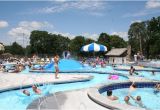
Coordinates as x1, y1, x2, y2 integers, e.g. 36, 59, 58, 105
128, 16, 160, 59
4, 16, 159, 58
3, 31, 127, 57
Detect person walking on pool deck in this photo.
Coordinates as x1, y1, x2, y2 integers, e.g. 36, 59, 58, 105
54, 54, 60, 79
129, 66, 135, 75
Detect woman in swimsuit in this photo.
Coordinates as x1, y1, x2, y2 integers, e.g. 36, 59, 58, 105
54, 55, 59, 79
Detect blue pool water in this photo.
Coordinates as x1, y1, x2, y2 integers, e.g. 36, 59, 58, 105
0, 73, 127, 110
102, 88, 160, 110
112, 70, 160, 81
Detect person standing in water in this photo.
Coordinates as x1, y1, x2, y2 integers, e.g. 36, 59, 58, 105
54, 55, 59, 79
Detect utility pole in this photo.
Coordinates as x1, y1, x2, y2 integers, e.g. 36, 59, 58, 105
139, 33, 143, 55
22, 33, 24, 47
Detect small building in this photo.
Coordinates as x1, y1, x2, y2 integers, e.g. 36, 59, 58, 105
105, 48, 127, 64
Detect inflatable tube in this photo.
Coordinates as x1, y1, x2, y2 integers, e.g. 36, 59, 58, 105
108, 75, 119, 80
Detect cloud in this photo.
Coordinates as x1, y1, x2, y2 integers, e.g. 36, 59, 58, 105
82, 33, 99, 40
0, 20, 8, 28
131, 20, 142, 24
123, 9, 160, 17
51, 31, 99, 41
51, 31, 75, 39
38, 1, 106, 16
146, 0, 160, 9
8, 21, 53, 37
123, 0, 160, 18
111, 32, 128, 41
8, 21, 53, 46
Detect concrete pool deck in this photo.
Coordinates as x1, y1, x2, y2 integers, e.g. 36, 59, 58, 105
26, 74, 160, 110
0, 73, 93, 92
27, 88, 109, 110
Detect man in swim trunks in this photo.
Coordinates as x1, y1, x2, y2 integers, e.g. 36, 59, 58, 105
54, 55, 59, 79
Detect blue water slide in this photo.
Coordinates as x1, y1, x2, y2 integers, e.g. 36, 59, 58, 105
44, 61, 54, 70
44, 59, 84, 71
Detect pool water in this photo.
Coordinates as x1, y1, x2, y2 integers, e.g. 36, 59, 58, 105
102, 88, 160, 110
112, 70, 160, 81
137, 71, 160, 81
0, 73, 127, 110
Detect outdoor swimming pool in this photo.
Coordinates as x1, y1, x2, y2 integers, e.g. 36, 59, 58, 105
0, 73, 127, 110
1, 59, 160, 110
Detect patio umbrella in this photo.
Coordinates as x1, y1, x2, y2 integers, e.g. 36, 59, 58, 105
81, 42, 107, 52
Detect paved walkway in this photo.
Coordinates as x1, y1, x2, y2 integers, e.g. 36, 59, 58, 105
0, 73, 92, 92
27, 88, 109, 110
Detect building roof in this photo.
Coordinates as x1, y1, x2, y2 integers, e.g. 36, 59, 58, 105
105, 48, 127, 57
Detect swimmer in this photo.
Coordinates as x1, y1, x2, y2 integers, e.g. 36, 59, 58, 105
152, 71, 155, 75
130, 95, 146, 108
32, 85, 41, 94
107, 90, 118, 101
128, 82, 136, 95
154, 83, 160, 94
22, 90, 30, 96
124, 96, 132, 105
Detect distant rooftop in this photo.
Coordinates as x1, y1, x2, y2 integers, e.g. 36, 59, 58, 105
106, 48, 127, 57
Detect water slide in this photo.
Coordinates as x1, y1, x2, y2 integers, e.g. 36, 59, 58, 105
44, 61, 54, 71
44, 59, 83, 71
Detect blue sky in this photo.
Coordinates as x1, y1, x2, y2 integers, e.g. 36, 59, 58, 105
0, 0, 160, 46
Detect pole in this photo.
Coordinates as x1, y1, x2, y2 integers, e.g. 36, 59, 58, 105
23, 33, 24, 47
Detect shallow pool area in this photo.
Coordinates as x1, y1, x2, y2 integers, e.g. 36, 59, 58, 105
0, 72, 127, 110
107, 88, 160, 110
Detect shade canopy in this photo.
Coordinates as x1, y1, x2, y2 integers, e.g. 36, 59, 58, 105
81, 43, 107, 52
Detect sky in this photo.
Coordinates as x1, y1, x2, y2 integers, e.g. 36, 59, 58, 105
0, 0, 160, 47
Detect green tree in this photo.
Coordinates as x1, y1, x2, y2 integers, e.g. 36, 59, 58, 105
30, 30, 50, 55
128, 16, 160, 58
128, 22, 147, 55
30, 30, 71, 56
97, 33, 111, 50
110, 35, 127, 48
69, 36, 85, 56
5, 42, 24, 55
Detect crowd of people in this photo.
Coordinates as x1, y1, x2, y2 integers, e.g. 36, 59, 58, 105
0, 54, 60, 79
81, 57, 107, 68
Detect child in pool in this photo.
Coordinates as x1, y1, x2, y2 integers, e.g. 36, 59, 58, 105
154, 83, 160, 94
22, 90, 30, 96
32, 85, 41, 95
128, 82, 137, 95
